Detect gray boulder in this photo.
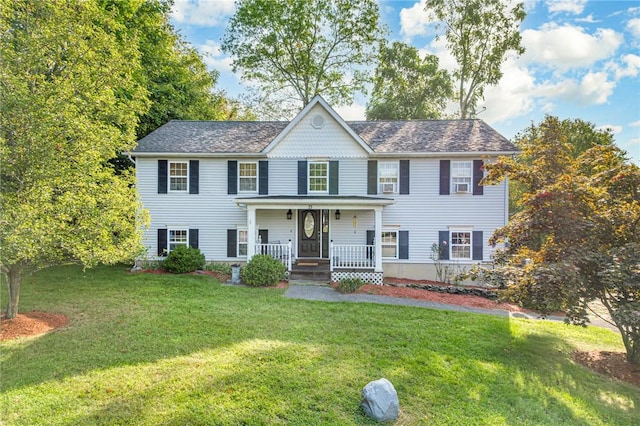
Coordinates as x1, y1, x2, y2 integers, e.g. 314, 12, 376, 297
361, 378, 399, 422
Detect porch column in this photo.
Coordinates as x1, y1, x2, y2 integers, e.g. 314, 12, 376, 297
247, 205, 257, 260
374, 207, 383, 272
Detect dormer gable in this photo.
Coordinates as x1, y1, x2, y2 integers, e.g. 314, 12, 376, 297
263, 95, 373, 159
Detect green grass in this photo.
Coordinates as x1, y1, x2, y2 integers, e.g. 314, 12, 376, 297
1, 265, 638, 425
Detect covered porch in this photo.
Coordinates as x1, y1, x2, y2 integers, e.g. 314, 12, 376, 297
235, 196, 394, 284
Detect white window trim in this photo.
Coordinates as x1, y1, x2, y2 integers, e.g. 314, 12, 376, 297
168, 229, 188, 253
381, 229, 398, 260
237, 228, 248, 258
238, 161, 258, 193
308, 161, 329, 194
449, 228, 472, 260
451, 161, 472, 194
378, 161, 399, 194
168, 160, 189, 193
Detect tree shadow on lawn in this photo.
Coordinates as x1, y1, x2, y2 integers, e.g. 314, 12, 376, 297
1, 267, 637, 424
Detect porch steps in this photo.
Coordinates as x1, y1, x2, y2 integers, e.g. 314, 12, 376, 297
289, 259, 331, 282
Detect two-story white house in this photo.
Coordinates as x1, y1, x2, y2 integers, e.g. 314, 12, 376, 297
131, 96, 517, 284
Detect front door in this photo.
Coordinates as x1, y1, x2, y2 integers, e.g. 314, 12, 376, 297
298, 210, 320, 257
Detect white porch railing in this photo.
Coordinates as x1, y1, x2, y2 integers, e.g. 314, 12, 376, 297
330, 243, 375, 271
255, 242, 292, 271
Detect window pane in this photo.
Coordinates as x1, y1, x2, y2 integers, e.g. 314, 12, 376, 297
381, 231, 397, 258
309, 163, 327, 192
378, 162, 398, 193
239, 178, 257, 191
451, 231, 471, 259
170, 162, 188, 191
239, 163, 257, 192
169, 230, 187, 252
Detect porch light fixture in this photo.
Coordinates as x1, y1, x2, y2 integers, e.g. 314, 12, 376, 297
286, 209, 292, 220
352, 215, 358, 230
335, 209, 341, 220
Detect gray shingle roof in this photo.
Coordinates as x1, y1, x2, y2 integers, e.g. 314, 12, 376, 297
132, 119, 517, 154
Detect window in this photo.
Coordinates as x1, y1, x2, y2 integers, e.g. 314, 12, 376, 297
378, 162, 398, 193
239, 162, 257, 192
169, 229, 188, 252
450, 231, 471, 259
169, 161, 188, 191
308, 162, 328, 192
451, 161, 472, 193
381, 231, 398, 259
238, 229, 248, 257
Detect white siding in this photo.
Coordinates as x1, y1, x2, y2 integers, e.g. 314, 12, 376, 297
138, 156, 508, 268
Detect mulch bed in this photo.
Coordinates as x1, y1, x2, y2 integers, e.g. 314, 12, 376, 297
1, 311, 69, 341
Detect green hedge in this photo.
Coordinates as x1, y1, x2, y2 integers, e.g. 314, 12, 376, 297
240, 254, 286, 287
162, 245, 205, 274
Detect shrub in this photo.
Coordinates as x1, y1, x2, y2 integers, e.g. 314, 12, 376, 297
162, 245, 205, 274
336, 277, 364, 293
240, 254, 286, 287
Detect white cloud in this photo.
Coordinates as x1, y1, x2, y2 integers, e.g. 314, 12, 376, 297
575, 14, 598, 24
627, 17, 640, 40
546, 0, 587, 15
596, 124, 622, 134
399, 0, 431, 39
171, 0, 235, 26
538, 71, 615, 105
199, 40, 233, 73
335, 103, 366, 121
630, 120, 640, 127
610, 54, 640, 80
480, 59, 537, 123
521, 24, 623, 69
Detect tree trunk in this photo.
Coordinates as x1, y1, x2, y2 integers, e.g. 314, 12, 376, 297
5, 267, 21, 319
624, 336, 640, 365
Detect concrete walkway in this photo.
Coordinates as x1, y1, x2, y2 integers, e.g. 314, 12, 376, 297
284, 284, 618, 332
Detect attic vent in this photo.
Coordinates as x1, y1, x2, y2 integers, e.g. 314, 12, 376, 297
311, 114, 325, 129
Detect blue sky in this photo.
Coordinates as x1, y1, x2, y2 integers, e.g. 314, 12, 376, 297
170, 0, 640, 163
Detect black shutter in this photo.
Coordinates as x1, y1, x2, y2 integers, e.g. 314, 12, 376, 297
438, 230, 450, 260
439, 160, 450, 195
259, 161, 269, 195
227, 229, 237, 257
158, 160, 168, 194
189, 229, 199, 249
399, 231, 409, 259
367, 160, 377, 195
298, 160, 307, 195
189, 160, 199, 194
228, 161, 237, 195
472, 231, 483, 261
329, 161, 339, 194
399, 160, 410, 194
158, 229, 167, 256
473, 160, 484, 195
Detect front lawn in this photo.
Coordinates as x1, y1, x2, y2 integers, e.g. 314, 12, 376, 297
1, 265, 637, 425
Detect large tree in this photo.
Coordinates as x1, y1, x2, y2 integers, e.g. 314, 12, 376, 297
0, 0, 149, 318
99, 0, 231, 139
366, 41, 452, 120
508, 118, 624, 215
480, 116, 640, 363
424, 0, 526, 119
222, 0, 386, 117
